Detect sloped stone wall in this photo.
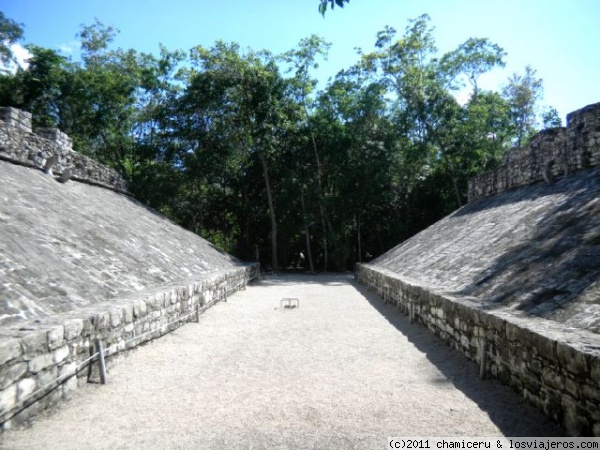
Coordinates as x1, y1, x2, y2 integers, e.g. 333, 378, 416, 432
0, 107, 128, 194
0, 265, 258, 431
468, 102, 600, 201
0, 107, 261, 430
356, 265, 600, 436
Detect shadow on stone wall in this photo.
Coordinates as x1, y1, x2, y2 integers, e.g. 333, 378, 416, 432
456, 168, 600, 329
456, 166, 597, 218
350, 279, 564, 436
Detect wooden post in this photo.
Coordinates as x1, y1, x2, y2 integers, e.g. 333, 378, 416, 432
479, 339, 487, 379
96, 340, 107, 385
195, 303, 200, 323
409, 303, 414, 323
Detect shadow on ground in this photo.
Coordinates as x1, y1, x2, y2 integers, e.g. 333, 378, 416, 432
349, 278, 564, 437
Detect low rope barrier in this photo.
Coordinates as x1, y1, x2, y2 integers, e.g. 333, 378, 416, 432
0, 273, 255, 426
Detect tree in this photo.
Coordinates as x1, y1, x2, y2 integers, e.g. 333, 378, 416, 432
319, 0, 350, 15
440, 37, 506, 101
502, 65, 543, 146
183, 42, 290, 269
281, 35, 331, 271
541, 106, 562, 128
0, 12, 24, 71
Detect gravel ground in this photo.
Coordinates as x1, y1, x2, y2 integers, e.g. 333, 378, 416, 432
1, 274, 562, 450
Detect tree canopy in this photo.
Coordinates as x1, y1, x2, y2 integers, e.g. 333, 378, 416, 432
0, 14, 559, 271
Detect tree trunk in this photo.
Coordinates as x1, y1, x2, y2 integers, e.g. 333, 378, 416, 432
310, 133, 328, 272
258, 151, 277, 271
300, 191, 315, 273
357, 212, 362, 263
443, 153, 463, 208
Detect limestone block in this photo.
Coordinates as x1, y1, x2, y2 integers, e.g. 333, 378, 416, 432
122, 304, 134, 323
527, 331, 557, 361
0, 384, 17, 414
562, 396, 590, 436
20, 330, 48, 359
17, 377, 37, 401
0, 338, 22, 366
460, 334, 470, 349
542, 366, 565, 391
590, 355, 600, 382
47, 326, 65, 351
63, 318, 84, 341
59, 361, 77, 379
0, 362, 27, 390
565, 377, 580, 399
61, 374, 77, 399
36, 367, 58, 387
93, 311, 111, 330
556, 341, 588, 377
581, 384, 600, 403
133, 300, 147, 318
53, 345, 70, 364
527, 358, 542, 375
110, 309, 123, 327
29, 353, 54, 374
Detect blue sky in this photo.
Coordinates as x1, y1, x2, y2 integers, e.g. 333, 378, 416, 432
2, 0, 599, 122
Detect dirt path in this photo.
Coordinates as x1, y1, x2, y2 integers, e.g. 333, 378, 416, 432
1, 274, 562, 449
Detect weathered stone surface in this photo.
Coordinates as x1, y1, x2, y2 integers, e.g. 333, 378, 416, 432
556, 341, 588, 377
0, 384, 17, 414
63, 319, 84, 341
469, 102, 600, 201
0, 339, 21, 366
28, 354, 54, 374
357, 115, 600, 435
46, 326, 64, 351
19, 331, 47, 358
53, 346, 70, 364
0, 362, 27, 390
17, 378, 36, 402
0, 161, 248, 326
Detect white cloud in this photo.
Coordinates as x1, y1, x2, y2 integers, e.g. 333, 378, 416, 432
58, 40, 81, 56
11, 43, 31, 69
0, 42, 31, 73
454, 88, 472, 106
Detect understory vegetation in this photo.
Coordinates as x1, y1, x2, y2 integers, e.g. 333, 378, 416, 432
0, 13, 561, 271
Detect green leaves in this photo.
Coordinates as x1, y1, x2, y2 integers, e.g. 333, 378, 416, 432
0, 12, 24, 70
319, 0, 350, 16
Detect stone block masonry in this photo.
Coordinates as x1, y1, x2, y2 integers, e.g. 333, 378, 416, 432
0, 264, 258, 431
0, 106, 261, 430
0, 107, 128, 194
468, 101, 600, 201
356, 265, 600, 436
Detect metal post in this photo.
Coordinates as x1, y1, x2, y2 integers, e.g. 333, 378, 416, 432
96, 340, 107, 385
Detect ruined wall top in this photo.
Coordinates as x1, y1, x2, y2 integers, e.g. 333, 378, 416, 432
0, 107, 129, 194
468, 101, 600, 202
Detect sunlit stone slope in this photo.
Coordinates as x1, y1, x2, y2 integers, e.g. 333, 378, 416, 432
368, 166, 600, 332
0, 162, 241, 325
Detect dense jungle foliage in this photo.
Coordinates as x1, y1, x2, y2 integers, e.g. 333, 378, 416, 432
0, 12, 561, 271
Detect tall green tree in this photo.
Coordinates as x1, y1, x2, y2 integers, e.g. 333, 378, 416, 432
503, 65, 544, 146
183, 42, 291, 269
